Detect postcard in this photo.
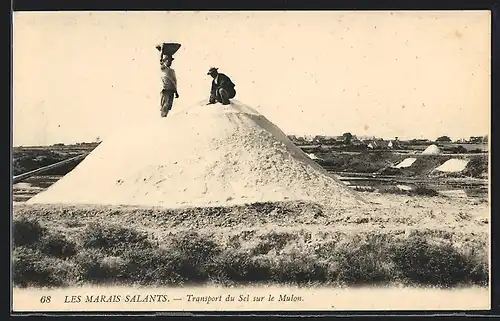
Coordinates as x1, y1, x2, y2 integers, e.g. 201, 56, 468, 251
11, 10, 491, 313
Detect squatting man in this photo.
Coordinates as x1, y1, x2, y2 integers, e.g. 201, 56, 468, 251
206, 67, 237, 105
159, 62, 237, 117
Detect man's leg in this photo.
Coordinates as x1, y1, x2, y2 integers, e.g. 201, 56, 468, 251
217, 88, 230, 105
160, 91, 168, 117
166, 91, 175, 112
214, 89, 223, 103
162, 92, 175, 117
228, 88, 236, 99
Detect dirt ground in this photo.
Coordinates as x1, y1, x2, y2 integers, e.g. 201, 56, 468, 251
13, 192, 489, 237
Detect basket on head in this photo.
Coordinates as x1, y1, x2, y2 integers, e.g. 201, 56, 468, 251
156, 43, 182, 56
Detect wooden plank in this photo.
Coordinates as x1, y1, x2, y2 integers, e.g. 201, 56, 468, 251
13, 153, 88, 184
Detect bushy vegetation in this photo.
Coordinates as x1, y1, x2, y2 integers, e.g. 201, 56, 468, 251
13, 217, 45, 246
12, 217, 488, 288
462, 156, 489, 178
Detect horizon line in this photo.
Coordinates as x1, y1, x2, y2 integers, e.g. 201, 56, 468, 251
12, 134, 488, 148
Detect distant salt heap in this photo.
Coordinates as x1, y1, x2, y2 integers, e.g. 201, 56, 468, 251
394, 158, 417, 168
421, 144, 441, 155
435, 158, 469, 173
307, 153, 321, 160
28, 101, 365, 208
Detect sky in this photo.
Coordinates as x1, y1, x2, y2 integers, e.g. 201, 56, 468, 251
13, 11, 490, 146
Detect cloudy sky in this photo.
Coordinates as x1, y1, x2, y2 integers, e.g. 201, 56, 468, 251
13, 10, 490, 146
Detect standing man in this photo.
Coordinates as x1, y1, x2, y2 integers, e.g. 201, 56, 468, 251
207, 67, 236, 105
160, 57, 179, 117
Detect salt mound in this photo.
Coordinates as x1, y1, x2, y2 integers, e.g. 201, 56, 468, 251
394, 158, 417, 168
28, 100, 366, 208
435, 158, 469, 172
421, 144, 441, 155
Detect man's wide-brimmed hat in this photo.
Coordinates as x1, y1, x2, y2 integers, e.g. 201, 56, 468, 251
207, 67, 219, 75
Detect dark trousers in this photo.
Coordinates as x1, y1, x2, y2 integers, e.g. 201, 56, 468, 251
214, 87, 236, 105
160, 90, 175, 117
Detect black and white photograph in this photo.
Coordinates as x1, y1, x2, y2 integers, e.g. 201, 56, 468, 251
11, 10, 490, 312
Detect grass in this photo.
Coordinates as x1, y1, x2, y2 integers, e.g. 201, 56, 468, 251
12, 216, 488, 288
461, 156, 489, 178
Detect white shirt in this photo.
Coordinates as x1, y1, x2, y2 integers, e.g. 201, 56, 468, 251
161, 64, 177, 91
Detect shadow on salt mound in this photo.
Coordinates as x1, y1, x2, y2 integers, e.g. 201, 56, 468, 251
180, 100, 323, 170
394, 158, 417, 168
435, 158, 469, 172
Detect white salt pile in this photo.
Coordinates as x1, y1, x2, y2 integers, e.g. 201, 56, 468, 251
394, 158, 417, 169
438, 190, 468, 198
421, 144, 441, 155
13, 182, 37, 190
307, 153, 321, 160
435, 158, 469, 173
28, 100, 366, 208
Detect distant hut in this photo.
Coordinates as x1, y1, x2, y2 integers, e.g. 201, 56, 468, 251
367, 140, 392, 150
